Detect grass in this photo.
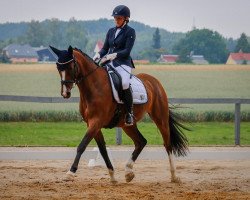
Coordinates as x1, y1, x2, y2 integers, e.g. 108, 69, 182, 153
0, 64, 249, 146
0, 122, 249, 146
0, 64, 250, 112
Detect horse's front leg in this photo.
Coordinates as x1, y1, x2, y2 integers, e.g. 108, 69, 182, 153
95, 131, 117, 184
66, 123, 99, 180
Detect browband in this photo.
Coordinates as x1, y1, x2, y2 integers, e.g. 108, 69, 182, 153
56, 59, 74, 71
56, 59, 74, 65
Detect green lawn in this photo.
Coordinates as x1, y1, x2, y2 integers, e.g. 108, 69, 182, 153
0, 122, 249, 146
0, 64, 250, 112
0, 64, 249, 146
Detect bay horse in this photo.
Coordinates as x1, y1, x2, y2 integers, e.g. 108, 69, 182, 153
50, 45, 188, 183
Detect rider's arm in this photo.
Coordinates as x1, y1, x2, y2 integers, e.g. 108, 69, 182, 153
116, 28, 136, 59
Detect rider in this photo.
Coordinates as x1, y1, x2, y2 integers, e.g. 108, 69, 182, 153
93, 5, 136, 126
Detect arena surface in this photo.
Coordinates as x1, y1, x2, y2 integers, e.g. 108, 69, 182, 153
0, 147, 249, 200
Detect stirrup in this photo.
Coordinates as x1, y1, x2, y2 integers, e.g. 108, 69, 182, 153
125, 113, 134, 126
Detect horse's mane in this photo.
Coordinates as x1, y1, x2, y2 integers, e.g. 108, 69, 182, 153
73, 47, 100, 68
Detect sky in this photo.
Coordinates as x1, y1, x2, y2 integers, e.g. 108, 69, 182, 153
0, 0, 250, 39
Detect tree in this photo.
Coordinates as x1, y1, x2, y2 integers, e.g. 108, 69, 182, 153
26, 20, 46, 46
172, 29, 228, 63
46, 18, 63, 48
139, 47, 167, 62
0, 41, 10, 63
0, 53, 10, 63
139, 28, 166, 62
64, 18, 88, 49
234, 33, 250, 53
0, 19, 187, 59
152, 28, 161, 49
226, 37, 237, 52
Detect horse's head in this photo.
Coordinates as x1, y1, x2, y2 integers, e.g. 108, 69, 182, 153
50, 45, 79, 99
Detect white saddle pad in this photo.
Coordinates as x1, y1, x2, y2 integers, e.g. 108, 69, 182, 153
108, 73, 148, 104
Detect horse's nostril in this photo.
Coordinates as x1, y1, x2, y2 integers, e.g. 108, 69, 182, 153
67, 92, 71, 97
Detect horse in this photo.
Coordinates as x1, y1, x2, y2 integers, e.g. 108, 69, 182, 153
50, 45, 188, 183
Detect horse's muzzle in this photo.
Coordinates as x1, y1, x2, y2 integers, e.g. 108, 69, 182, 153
62, 91, 71, 99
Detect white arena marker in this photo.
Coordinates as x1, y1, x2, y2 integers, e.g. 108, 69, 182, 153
87, 147, 114, 168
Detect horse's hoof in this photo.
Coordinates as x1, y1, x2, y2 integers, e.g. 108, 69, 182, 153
110, 179, 118, 185
171, 176, 181, 183
64, 171, 76, 181
125, 171, 135, 183
109, 170, 117, 184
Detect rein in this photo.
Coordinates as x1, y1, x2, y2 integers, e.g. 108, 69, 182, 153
57, 55, 100, 85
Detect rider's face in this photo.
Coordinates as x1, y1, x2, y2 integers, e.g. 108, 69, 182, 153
114, 16, 125, 27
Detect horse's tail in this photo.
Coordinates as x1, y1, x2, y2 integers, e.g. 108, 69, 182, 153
169, 110, 189, 157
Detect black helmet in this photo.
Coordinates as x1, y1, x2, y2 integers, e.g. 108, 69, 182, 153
112, 5, 130, 18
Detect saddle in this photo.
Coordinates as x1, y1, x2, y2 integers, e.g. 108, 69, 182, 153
105, 64, 148, 104
107, 65, 124, 102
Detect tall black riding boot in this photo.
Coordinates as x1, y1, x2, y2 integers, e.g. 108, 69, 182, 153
123, 87, 134, 126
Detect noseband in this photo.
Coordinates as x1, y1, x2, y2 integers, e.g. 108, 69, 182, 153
56, 56, 100, 86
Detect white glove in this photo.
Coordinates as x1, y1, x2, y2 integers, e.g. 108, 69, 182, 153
106, 53, 117, 61
99, 53, 117, 66
93, 53, 100, 61
99, 57, 108, 65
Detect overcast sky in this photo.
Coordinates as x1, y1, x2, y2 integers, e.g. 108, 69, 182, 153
0, 0, 249, 39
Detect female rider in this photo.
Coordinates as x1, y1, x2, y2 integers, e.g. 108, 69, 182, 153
93, 5, 136, 126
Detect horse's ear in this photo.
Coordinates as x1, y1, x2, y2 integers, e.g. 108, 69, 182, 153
68, 45, 73, 55
49, 46, 61, 57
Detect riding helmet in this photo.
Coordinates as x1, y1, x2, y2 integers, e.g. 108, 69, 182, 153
112, 5, 130, 18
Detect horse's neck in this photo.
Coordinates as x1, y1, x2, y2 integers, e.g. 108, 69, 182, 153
77, 54, 107, 102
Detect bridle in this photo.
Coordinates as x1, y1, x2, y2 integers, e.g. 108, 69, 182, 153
56, 55, 100, 86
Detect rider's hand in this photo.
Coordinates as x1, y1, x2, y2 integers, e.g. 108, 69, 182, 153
99, 53, 117, 66
93, 53, 100, 62
106, 53, 117, 61
99, 56, 108, 66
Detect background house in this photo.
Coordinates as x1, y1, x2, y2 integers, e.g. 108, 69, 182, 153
133, 59, 150, 64
3, 44, 38, 63
157, 55, 179, 63
226, 52, 250, 64
158, 54, 208, 64
34, 46, 57, 62
191, 55, 209, 64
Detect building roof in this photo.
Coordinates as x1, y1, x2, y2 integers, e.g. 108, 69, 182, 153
3, 44, 38, 58
36, 47, 57, 62
229, 52, 250, 61
159, 55, 179, 63
191, 55, 205, 60
158, 54, 208, 64
191, 55, 208, 64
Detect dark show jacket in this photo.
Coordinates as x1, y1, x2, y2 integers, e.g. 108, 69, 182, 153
99, 24, 136, 68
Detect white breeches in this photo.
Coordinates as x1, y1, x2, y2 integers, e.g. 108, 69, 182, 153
109, 63, 132, 90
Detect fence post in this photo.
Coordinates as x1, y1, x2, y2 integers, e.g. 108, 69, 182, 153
234, 103, 241, 146
116, 128, 122, 145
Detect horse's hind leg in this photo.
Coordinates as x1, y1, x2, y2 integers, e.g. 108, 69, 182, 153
149, 110, 181, 183
122, 125, 147, 182
166, 147, 180, 183
94, 131, 117, 183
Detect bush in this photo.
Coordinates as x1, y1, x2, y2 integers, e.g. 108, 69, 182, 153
0, 111, 82, 122
0, 110, 250, 122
